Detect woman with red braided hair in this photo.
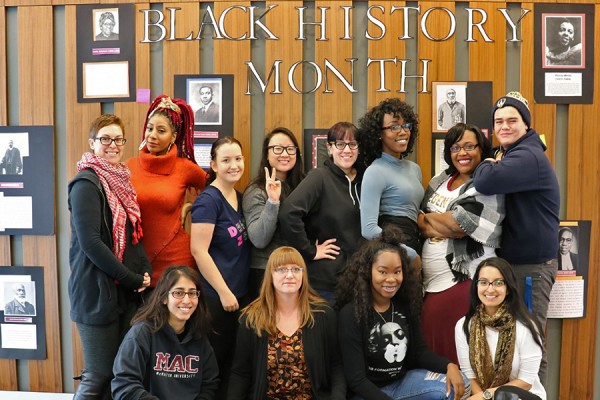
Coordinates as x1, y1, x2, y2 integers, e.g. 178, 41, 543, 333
128, 95, 208, 287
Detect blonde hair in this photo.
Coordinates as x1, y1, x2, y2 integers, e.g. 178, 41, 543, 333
240, 246, 327, 336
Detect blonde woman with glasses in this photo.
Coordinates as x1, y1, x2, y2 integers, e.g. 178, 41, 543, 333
228, 246, 345, 399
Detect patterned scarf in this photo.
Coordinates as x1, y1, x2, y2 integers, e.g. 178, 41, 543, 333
421, 171, 505, 280
469, 303, 516, 390
77, 152, 143, 261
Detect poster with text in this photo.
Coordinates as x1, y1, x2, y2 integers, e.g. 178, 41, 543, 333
547, 220, 591, 319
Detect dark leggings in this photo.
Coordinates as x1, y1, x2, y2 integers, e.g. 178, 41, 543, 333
75, 293, 139, 376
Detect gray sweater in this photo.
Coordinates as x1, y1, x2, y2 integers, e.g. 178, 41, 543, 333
242, 183, 286, 270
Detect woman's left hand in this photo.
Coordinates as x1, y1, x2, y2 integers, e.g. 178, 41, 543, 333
446, 363, 465, 399
265, 167, 281, 202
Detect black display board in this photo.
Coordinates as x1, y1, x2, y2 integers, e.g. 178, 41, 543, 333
0, 126, 54, 235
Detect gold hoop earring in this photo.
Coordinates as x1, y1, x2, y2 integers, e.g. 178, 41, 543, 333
167, 141, 174, 153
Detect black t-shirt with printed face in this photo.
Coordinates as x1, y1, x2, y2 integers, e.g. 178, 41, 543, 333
366, 306, 411, 383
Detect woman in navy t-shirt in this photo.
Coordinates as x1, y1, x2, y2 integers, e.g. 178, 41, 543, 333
191, 136, 250, 396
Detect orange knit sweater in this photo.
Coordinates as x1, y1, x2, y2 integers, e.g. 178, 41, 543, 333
127, 145, 207, 286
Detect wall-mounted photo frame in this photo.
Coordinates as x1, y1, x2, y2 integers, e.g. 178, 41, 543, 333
431, 81, 493, 136
548, 220, 591, 319
82, 61, 130, 99
77, 4, 136, 103
432, 82, 467, 132
174, 75, 234, 134
174, 75, 234, 171
93, 8, 120, 41
431, 133, 449, 177
542, 14, 585, 69
0, 126, 54, 235
534, 4, 594, 104
303, 129, 329, 172
0, 266, 46, 360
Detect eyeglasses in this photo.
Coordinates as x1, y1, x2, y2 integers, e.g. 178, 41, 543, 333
381, 123, 412, 133
268, 145, 298, 155
94, 137, 127, 146
449, 144, 479, 153
559, 237, 573, 243
476, 279, 505, 288
329, 141, 358, 150
273, 266, 304, 275
169, 290, 200, 299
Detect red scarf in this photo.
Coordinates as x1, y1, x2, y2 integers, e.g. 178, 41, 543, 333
77, 152, 143, 261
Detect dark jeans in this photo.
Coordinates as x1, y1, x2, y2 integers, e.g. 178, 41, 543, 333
511, 259, 558, 387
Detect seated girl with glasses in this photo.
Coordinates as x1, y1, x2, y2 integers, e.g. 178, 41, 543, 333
357, 98, 423, 254
336, 225, 469, 400
455, 257, 546, 400
228, 246, 346, 399
242, 127, 305, 301
418, 123, 505, 364
112, 266, 218, 400
280, 122, 364, 303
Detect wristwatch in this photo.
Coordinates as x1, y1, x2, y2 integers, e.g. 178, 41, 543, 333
482, 389, 493, 400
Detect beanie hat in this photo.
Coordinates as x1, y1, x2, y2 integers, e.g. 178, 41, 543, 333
492, 91, 531, 128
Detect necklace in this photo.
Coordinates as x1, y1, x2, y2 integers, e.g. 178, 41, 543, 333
374, 302, 394, 325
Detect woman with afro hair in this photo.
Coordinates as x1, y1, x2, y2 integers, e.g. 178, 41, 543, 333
357, 98, 424, 254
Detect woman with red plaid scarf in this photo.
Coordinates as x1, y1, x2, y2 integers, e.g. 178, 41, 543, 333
68, 114, 151, 399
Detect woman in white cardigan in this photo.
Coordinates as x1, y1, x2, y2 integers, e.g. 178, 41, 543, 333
455, 257, 546, 400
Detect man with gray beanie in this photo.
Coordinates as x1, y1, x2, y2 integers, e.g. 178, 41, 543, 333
472, 91, 560, 385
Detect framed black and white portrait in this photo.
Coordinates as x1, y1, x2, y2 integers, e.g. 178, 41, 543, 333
93, 8, 120, 41
189, 78, 223, 126
542, 14, 585, 69
432, 82, 467, 133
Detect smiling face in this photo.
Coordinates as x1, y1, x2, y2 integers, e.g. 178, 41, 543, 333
371, 250, 403, 307
211, 142, 244, 185
89, 124, 124, 165
166, 276, 198, 333
328, 131, 358, 175
450, 130, 483, 178
145, 114, 176, 156
267, 133, 297, 181
493, 106, 528, 148
558, 22, 575, 47
477, 266, 507, 316
380, 113, 410, 158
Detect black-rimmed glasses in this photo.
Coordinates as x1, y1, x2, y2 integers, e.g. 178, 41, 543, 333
449, 144, 479, 153
329, 141, 358, 150
94, 137, 127, 146
476, 279, 505, 288
381, 123, 412, 133
268, 145, 298, 155
169, 290, 200, 299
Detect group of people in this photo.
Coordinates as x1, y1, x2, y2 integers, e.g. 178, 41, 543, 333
68, 89, 559, 400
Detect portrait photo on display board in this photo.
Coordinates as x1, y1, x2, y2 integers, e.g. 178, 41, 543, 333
93, 8, 120, 41
0, 126, 54, 236
542, 14, 584, 69
188, 78, 223, 126
432, 82, 467, 133
0, 266, 46, 360
533, 3, 594, 104
548, 220, 591, 319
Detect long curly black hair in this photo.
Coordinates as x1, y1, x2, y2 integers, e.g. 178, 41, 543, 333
335, 225, 421, 325
357, 98, 419, 165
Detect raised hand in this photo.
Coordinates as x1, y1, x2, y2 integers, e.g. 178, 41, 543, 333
265, 167, 282, 202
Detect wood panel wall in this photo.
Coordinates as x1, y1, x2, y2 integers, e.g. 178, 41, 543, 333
0, 2, 599, 398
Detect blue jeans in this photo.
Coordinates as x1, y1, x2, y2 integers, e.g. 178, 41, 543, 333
353, 369, 471, 400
